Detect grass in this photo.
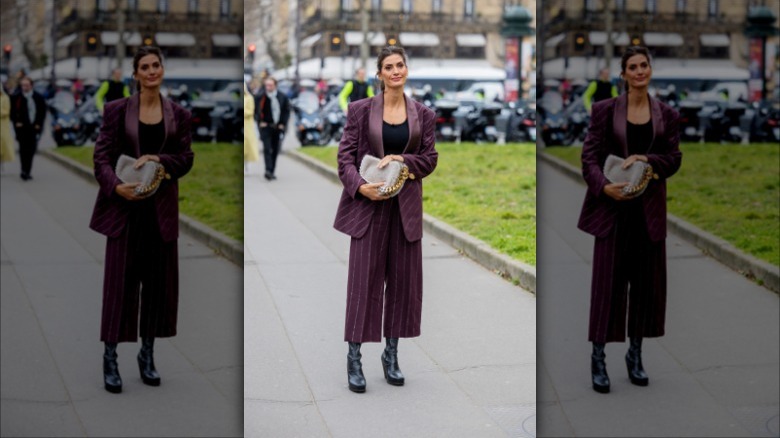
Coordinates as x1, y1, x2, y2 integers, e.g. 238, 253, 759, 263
543, 143, 780, 266
300, 142, 537, 265
54, 143, 243, 242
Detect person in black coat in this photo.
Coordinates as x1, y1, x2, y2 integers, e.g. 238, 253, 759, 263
10, 76, 47, 181
255, 77, 290, 180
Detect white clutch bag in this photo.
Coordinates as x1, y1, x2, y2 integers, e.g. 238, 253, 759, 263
115, 154, 166, 197
359, 154, 412, 197
603, 154, 656, 196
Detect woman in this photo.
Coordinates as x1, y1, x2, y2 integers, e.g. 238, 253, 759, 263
578, 46, 682, 393
0, 85, 14, 168
89, 46, 194, 394
333, 46, 438, 393
244, 82, 260, 172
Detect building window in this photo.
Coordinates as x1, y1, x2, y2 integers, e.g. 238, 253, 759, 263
402, 0, 412, 14
464, 0, 475, 18
616, 0, 626, 11
220, 0, 230, 17
157, 0, 168, 14
432, 0, 442, 13
676, 0, 686, 13
128, 0, 139, 11
372, 0, 381, 13
708, 0, 718, 17
645, 0, 656, 14
96, 0, 108, 11
341, 0, 351, 11
584, 0, 597, 11
188, 0, 198, 13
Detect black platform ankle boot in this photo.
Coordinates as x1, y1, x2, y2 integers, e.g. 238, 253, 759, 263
591, 342, 610, 393
626, 337, 649, 386
381, 338, 405, 386
103, 342, 122, 393
137, 337, 161, 386
347, 342, 366, 393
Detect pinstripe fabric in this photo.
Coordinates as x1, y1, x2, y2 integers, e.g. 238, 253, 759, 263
588, 202, 666, 343
344, 197, 423, 343
101, 202, 179, 342
91, 93, 192, 343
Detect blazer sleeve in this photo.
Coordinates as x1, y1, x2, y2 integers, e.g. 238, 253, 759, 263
401, 107, 438, 179
337, 103, 367, 198
581, 100, 612, 198
158, 107, 194, 179
93, 101, 125, 199
646, 107, 682, 180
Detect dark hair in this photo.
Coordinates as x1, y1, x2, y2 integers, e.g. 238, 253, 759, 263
376, 45, 408, 92
620, 46, 652, 92
132, 46, 164, 91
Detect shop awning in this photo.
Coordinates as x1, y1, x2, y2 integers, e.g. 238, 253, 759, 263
643, 32, 684, 46
212, 34, 242, 47
345, 31, 386, 46
456, 33, 487, 47
700, 33, 730, 47
155, 32, 196, 46
101, 31, 142, 46
589, 31, 629, 46
399, 32, 440, 46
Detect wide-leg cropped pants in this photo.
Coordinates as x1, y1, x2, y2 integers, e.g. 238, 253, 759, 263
101, 201, 179, 343
344, 197, 423, 343
588, 201, 667, 343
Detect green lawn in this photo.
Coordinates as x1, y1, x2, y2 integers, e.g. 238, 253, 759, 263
54, 143, 243, 242
300, 142, 537, 265
543, 144, 780, 266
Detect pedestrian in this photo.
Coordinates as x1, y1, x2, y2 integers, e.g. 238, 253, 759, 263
0, 86, 15, 169
333, 45, 438, 393
583, 67, 618, 115
95, 67, 130, 114
9, 76, 46, 181
255, 77, 290, 181
577, 46, 682, 394
89, 46, 194, 394
338, 67, 375, 115
244, 82, 260, 172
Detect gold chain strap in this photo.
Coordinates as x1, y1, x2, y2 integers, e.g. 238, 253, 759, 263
135, 165, 166, 196
380, 165, 410, 196
624, 164, 654, 196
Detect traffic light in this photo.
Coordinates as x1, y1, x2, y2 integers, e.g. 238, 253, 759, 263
86, 33, 98, 52
247, 43, 256, 63
386, 35, 397, 46
631, 35, 642, 46
143, 35, 154, 46
330, 33, 342, 52
2, 44, 11, 63
574, 33, 586, 52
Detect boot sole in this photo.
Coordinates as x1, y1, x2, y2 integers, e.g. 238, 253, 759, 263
592, 383, 610, 393
104, 383, 122, 394
141, 376, 161, 386
626, 359, 649, 386
382, 363, 405, 386
348, 384, 366, 393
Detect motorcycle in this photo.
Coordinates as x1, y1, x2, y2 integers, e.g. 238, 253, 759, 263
49, 91, 81, 147
704, 102, 746, 143
292, 91, 323, 146
748, 100, 780, 143
537, 91, 568, 146
434, 99, 459, 142
318, 97, 345, 145
190, 100, 216, 142
563, 97, 588, 145
678, 100, 703, 142
506, 100, 537, 143
75, 95, 102, 145
455, 101, 502, 143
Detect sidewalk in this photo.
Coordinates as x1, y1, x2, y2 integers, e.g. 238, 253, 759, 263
537, 159, 779, 437
0, 155, 243, 437
243, 152, 537, 438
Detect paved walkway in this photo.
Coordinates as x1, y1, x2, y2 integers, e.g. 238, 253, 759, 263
243, 149, 537, 437
1, 152, 243, 437
537, 159, 779, 437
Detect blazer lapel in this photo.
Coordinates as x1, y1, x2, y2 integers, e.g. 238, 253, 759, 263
124, 94, 141, 157
367, 95, 384, 157
648, 94, 664, 152
612, 93, 628, 157
161, 95, 174, 152
403, 95, 421, 154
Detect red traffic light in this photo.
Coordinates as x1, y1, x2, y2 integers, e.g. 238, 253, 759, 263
248, 44, 256, 53
3, 44, 11, 54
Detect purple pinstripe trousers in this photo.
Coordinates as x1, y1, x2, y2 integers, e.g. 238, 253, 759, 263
344, 197, 423, 343
588, 200, 667, 343
101, 201, 179, 343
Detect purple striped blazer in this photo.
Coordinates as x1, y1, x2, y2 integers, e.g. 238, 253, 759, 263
577, 93, 682, 242
333, 94, 438, 242
89, 94, 194, 242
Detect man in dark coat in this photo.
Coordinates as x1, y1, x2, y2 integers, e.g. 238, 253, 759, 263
10, 76, 46, 180
255, 77, 290, 180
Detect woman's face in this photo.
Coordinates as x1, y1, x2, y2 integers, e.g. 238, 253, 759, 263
134, 54, 164, 90
622, 54, 651, 90
378, 54, 407, 90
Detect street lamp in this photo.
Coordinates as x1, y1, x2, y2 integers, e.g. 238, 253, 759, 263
501, 5, 535, 102
745, 6, 780, 101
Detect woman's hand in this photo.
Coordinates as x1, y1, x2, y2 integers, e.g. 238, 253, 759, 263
377, 154, 403, 169
115, 182, 144, 201
358, 182, 389, 201
622, 154, 647, 169
603, 182, 634, 201
134, 154, 160, 169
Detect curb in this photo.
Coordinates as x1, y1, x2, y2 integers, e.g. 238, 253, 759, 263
287, 149, 537, 293
41, 149, 244, 267
537, 150, 780, 294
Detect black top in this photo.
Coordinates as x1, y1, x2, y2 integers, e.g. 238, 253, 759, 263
627, 119, 653, 155
382, 119, 409, 156
139, 119, 165, 155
